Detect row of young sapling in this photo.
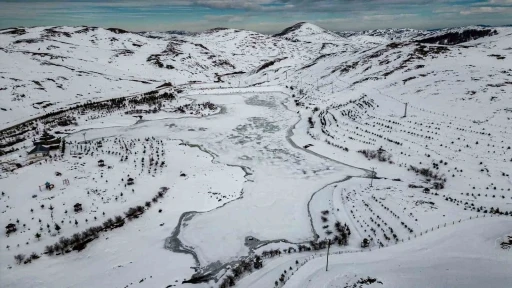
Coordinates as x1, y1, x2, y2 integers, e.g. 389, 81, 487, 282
370, 195, 415, 233
311, 101, 406, 155
413, 175, 512, 216
70, 136, 167, 177
319, 209, 351, 245
315, 94, 508, 199
348, 187, 417, 248
11, 187, 169, 266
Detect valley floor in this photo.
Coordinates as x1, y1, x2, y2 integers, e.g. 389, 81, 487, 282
1, 84, 510, 288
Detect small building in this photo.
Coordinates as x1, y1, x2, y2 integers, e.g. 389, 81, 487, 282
98, 159, 105, 167
74, 203, 82, 213
127, 178, 134, 185
5, 223, 16, 234
33, 130, 61, 149
28, 145, 50, 158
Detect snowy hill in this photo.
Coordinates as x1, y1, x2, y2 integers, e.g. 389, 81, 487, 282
0, 25, 322, 129
0, 22, 511, 288
336, 28, 429, 41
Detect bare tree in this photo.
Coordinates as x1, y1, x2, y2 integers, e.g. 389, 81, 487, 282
14, 254, 25, 265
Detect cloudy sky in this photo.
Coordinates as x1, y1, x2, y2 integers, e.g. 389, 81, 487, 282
0, 0, 511, 33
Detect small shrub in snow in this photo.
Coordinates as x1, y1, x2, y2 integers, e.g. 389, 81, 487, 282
44, 245, 55, 255
14, 254, 25, 265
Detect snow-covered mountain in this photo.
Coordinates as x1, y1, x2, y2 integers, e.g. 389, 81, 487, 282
1, 23, 508, 129
0, 24, 321, 128
0, 22, 511, 288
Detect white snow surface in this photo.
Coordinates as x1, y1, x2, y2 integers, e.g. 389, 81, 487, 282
0, 23, 511, 288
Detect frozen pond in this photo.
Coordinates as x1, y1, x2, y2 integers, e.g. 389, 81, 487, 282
63, 90, 370, 282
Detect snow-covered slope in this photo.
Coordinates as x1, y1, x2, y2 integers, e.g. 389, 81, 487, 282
0, 22, 511, 288
0, 25, 316, 129
239, 217, 512, 287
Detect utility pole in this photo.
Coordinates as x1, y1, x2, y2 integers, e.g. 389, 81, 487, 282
326, 239, 331, 271
370, 167, 376, 187
332, 82, 334, 94
82, 132, 86, 143
285, 71, 287, 79
403, 102, 408, 118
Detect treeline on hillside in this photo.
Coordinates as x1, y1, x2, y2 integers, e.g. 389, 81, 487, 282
416, 29, 497, 45
0, 90, 176, 153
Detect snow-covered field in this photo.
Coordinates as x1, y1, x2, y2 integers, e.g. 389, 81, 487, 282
1, 23, 511, 288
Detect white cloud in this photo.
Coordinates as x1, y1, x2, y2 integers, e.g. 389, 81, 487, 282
193, 0, 275, 10
204, 15, 245, 22
460, 6, 511, 15
433, 6, 463, 13
488, 0, 512, 4
363, 13, 417, 21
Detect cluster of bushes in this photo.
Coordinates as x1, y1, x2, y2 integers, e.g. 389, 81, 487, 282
125, 206, 145, 219
261, 246, 302, 259
309, 239, 333, 250
347, 277, 383, 287
333, 221, 350, 245
308, 116, 315, 128
432, 181, 445, 189
151, 187, 169, 203
218, 256, 263, 288
14, 252, 40, 265
44, 224, 103, 256
43, 204, 149, 258
261, 249, 282, 258
489, 207, 510, 216
358, 147, 392, 162
409, 165, 446, 183
128, 91, 175, 107
174, 102, 218, 114
294, 99, 304, 107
